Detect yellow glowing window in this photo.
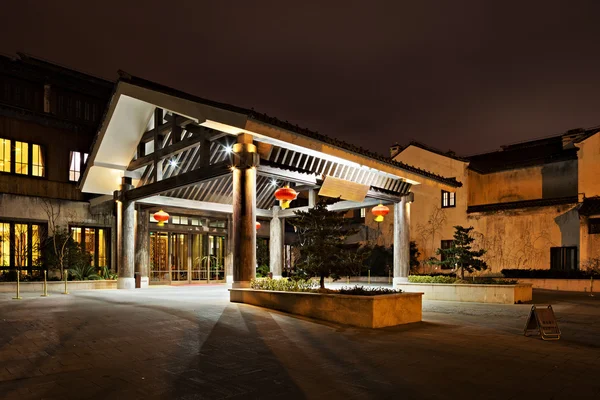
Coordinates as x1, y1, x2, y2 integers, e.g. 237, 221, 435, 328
31, 224, 41, 266
14, 141, 28, 175
0, 222, 9, 266
0, 138, 10, 173
98, 228, 107, 267
71, 227, 82, 244
14, 223, 28, 267
31, 144, 45, 177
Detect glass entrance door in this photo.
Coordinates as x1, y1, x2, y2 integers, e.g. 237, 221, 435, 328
208, 235, 225, 282
191, 234, 204, 281
150, 232, 169, 283
170, 233, 188, 282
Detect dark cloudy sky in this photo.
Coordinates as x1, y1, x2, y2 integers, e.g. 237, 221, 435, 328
2, 1, 600, 156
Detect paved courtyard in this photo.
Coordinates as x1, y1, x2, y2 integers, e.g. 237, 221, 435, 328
1, 285, 599, 400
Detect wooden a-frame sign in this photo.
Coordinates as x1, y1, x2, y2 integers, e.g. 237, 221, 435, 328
524, 305, 561, 340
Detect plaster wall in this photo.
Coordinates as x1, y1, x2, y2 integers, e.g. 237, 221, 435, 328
468, 160, 577, 205
467, 204, 579, 273
389, 146, 469, 269
576, 133, 600, 198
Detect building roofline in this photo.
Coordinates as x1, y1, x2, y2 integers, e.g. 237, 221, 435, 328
115, 71, 463, 188
396, 141, 469, 163
467, 196, 578, 213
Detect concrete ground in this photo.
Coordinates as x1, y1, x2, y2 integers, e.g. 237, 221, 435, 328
0, 285, 599, 400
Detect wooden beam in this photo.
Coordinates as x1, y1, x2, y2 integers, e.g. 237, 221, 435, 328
257, 165, 318, 186
124, 161, 231, 202
278, 198, 384, 218
128, 131, 219, 171
137, 195, 272, 218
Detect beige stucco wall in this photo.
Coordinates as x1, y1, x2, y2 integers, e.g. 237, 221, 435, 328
468, 160, 577, 205
576, 133, 600, 198
467, 204, 579, 273
390, 146, 468, 270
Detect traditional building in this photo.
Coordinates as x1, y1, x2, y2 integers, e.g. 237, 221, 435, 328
389, 128, 600, 274
0, 54, 113, 277
0, 54, 462, 286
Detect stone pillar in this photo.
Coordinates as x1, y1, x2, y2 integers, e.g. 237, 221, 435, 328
269, 206, 283, 279
393, 195, 411, 286
135, 208, 149, 288
231, 134, 259, 288
308, 189, 317, 208
118, 177, 135, 289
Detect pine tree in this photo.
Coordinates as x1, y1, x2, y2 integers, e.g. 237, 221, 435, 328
434, 226, 487, 280
290, 203, 358, 288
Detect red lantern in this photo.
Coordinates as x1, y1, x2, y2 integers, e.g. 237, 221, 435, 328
256, 221, 261, 230
153, 209, 169, 227
371, 204, 389, 223
274, 186, 298, 209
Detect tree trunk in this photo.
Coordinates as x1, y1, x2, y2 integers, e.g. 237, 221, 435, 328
320, 274, 325, 289
461, 265, 465, 280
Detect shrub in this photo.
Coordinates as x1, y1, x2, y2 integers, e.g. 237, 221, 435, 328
501, 269, 600, 279
250, 277, 318, 292
99, 266, 118, 280
337, 286, 402, 296
68, 264, 100, 281
256, 264, 270, 278
408, 275, 458, 284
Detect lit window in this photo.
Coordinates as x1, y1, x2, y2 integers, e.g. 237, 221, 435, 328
191, 218, 200, 226
0, 222, 9, 266
70, 226, 110, 268
69, 151, 88, 182
0, 138, 10, 173
441, 190, 456, 208
180, 217, 188, 225
31, 144, 45, 177
14, 141, 28, 175
360, 208, 366, 218
14, 224, 28, 267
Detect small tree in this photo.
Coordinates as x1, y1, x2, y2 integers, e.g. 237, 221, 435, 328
40, 199, 75, 279
290, 203, 358, 288
432, 226, 488, 280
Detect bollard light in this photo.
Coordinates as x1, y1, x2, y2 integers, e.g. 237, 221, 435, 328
62, 270, 69, 295
41, 270, 49, 297
12, 268, 22, 300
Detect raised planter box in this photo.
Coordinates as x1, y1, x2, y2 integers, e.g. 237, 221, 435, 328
229, 288, 423, 328
396, 283, 532, 304
0, 280, 117, 293
511, 278, 595, 293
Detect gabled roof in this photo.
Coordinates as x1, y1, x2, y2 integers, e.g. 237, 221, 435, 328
466, 126, 600, 174
395, 141, 469, 162
115, 72, 462, 188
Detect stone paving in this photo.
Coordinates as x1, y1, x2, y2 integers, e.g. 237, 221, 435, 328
0, 285, 599, 399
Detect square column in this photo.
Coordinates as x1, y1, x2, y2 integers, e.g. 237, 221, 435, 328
269, 206, 283, 279
393, 194, 411, 286
231, 134, 259, 288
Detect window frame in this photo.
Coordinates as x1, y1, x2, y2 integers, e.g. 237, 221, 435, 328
589, 218, 600, 235
0, 138, 46, 178
0, 219, 46, 270
550, 246, 578, 271
69, 225, 111, 268
441, 190, 456, 208
69, 150, 89, 182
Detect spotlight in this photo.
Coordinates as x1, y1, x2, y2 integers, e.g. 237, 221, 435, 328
169, 159, 178, 167
224, 146, 233, 154
271, 179, 278, 186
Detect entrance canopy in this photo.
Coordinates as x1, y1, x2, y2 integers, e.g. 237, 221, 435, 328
81, 72, 461, 214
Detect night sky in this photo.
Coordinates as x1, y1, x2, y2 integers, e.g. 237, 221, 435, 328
3, 1, 600, 156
